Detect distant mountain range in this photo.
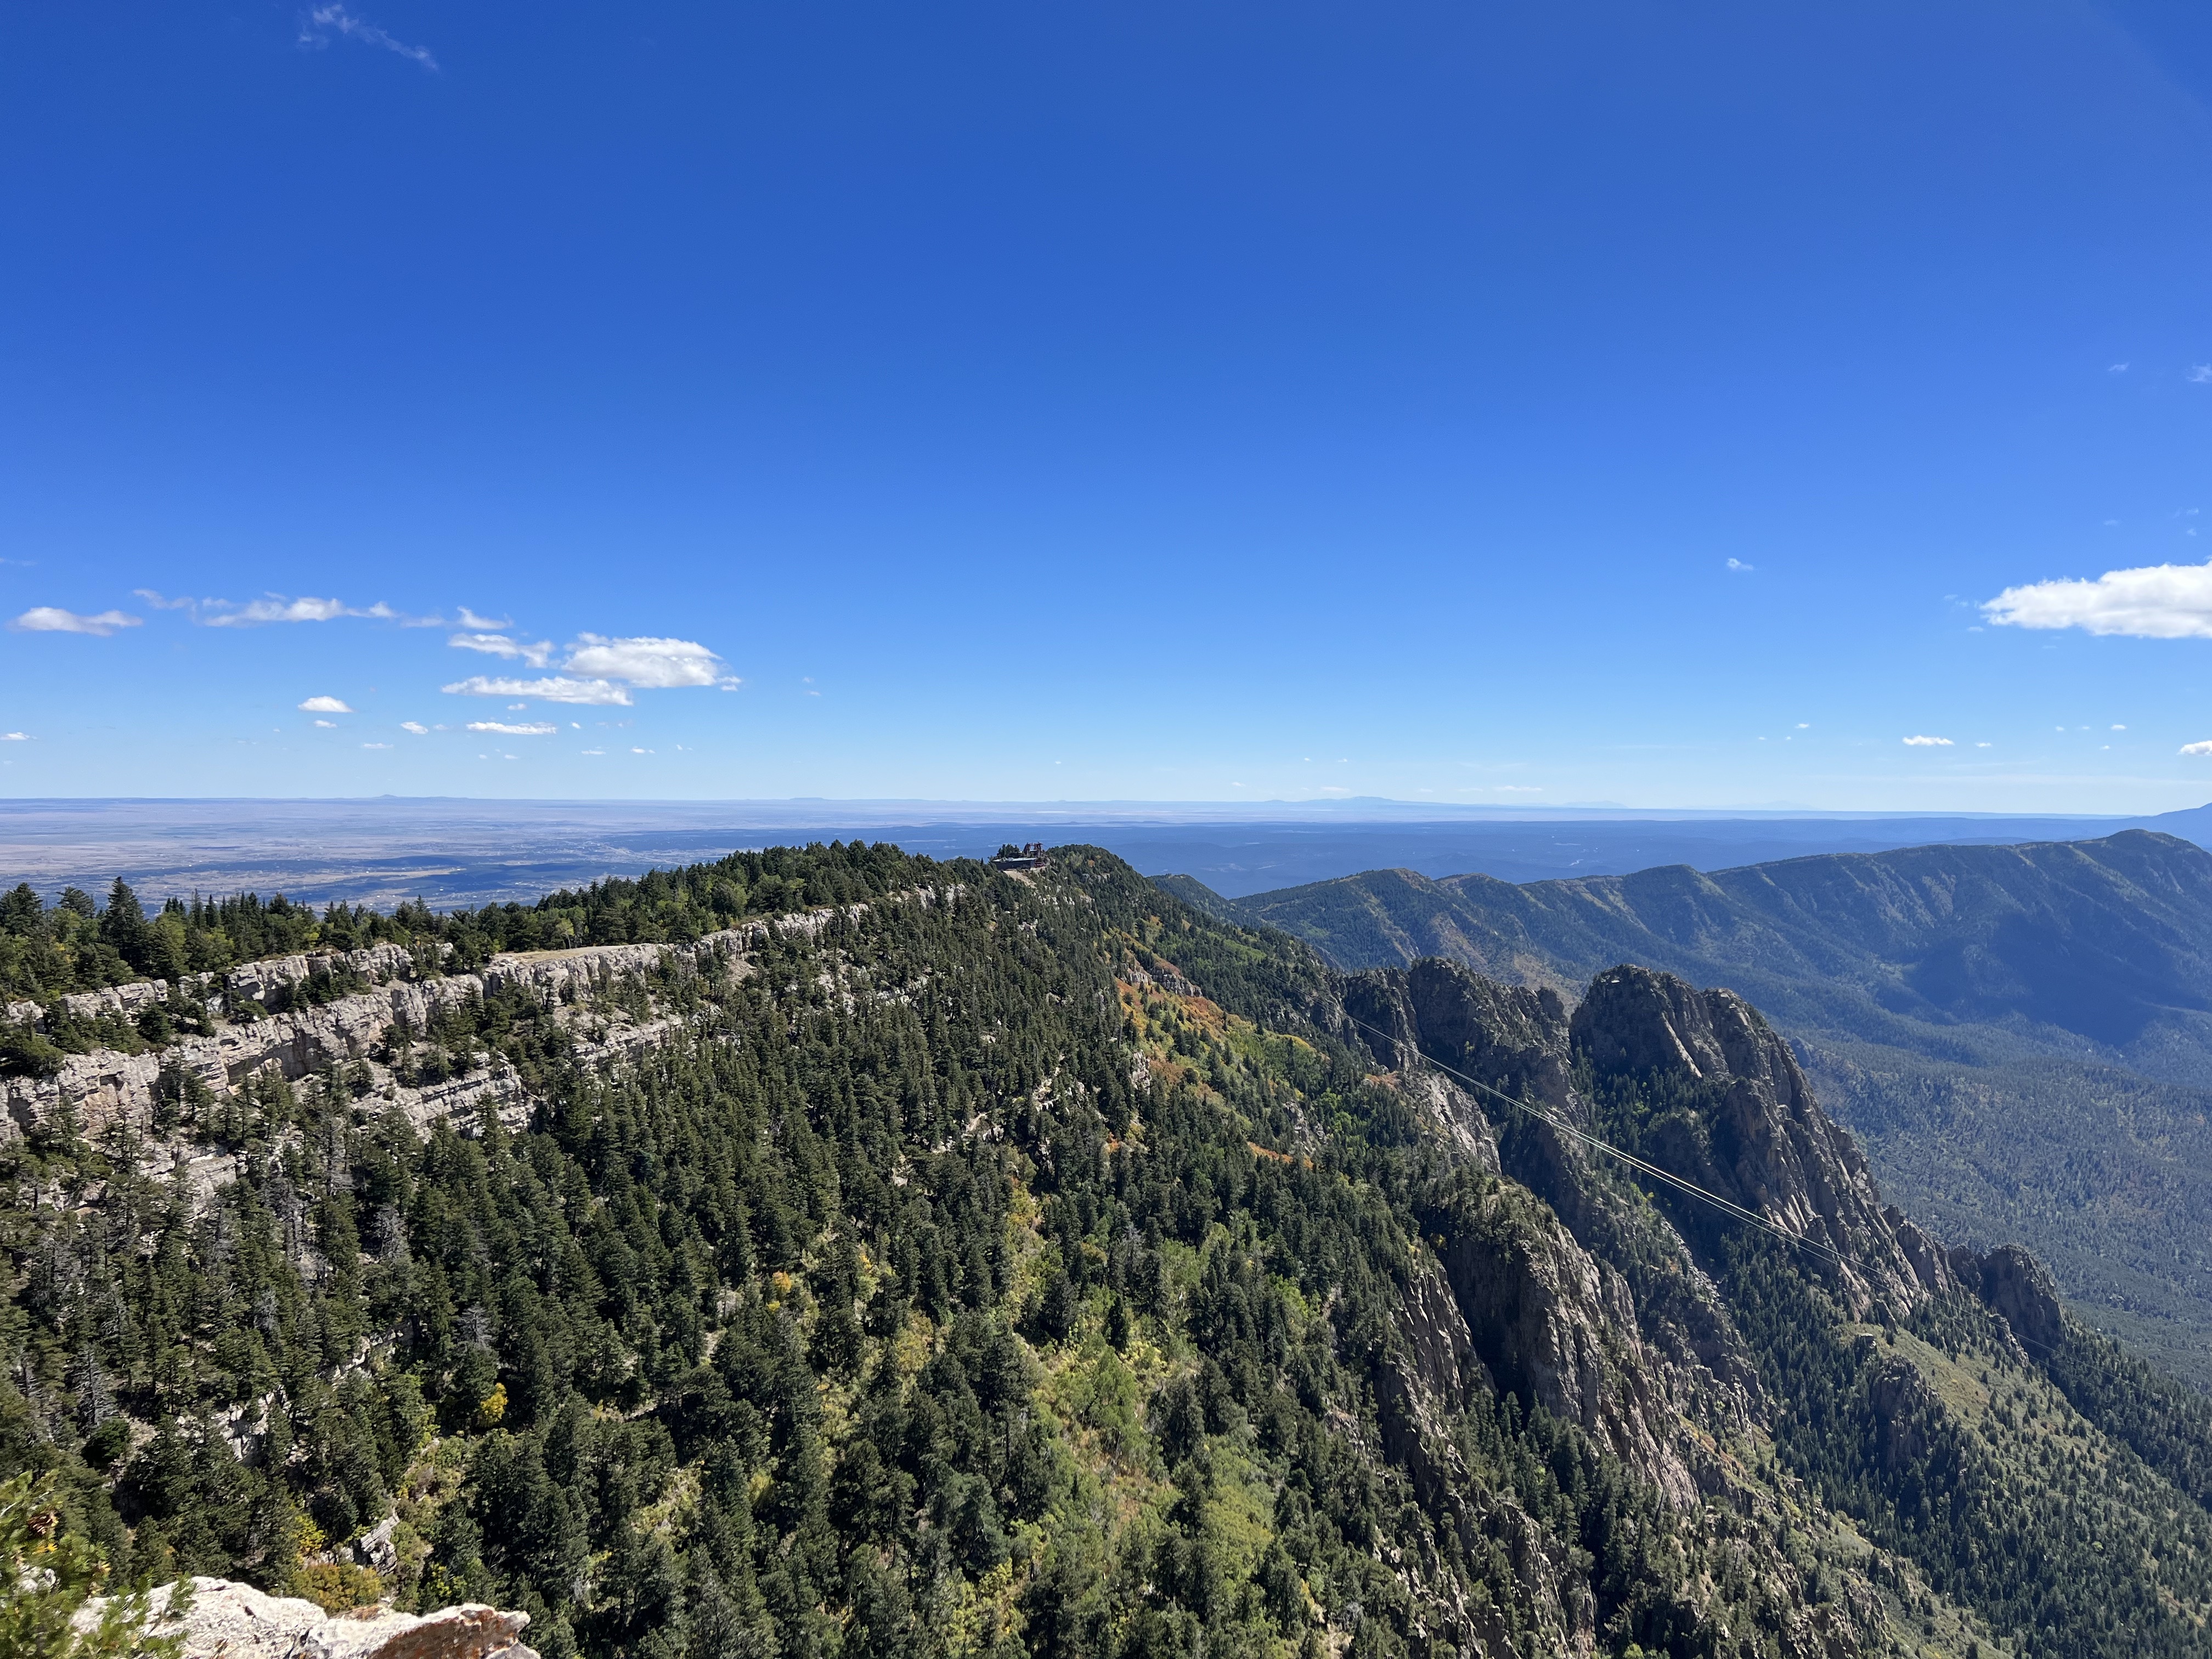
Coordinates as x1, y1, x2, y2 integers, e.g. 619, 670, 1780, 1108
1163, 830, 2212, 1385
8, 795, 2212, 907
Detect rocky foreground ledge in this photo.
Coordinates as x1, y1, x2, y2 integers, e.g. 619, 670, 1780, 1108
80, 1579, 537, 1659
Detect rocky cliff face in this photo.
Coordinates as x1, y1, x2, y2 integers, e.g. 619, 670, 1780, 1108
0, 907, 867, 1150
1341, 954, 2069, 1501
1949, 1240, 2067, 1358
1428, 1180, 1698, 1508
1343, 958, 1579, 1120
1571, 964, 1946, 1316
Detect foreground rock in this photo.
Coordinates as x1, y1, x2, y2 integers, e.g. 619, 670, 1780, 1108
78, 1578, 537, 1659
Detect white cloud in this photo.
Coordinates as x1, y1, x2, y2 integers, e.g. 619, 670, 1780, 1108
441, 675, 633, 706
2111, 362, 2130, 373
362, 741, 392, 749
2192, 366, 2212, 385
1976, 741, 1992, 747
1725, 557, 1754, 572
456, 607, 510, 630
580, 748, 606, 756
630, 747, 653, 754
2113, 723, 2128, 730
298, 3, 437, 69
205, 595, 400, 628
1902, 735, 1954, 746
314, 719, 337, 728
400, 721, 428, 735
132, 589, 209, 611
0, 732, 28, 742
2183, 741, 2212, 757
10, 606, 141, 636
565, 634, 738, 689
449, 632, 554, 668
466, 721, 558, 736
1983, 558, 2212, 638
298, 695, 353, 713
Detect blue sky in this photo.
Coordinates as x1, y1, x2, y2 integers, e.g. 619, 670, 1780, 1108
8, 1, 2212, 810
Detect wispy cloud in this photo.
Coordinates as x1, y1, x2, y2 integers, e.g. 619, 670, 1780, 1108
362, 741, 393, 749
0, 733, 29, 742
204, 595, 411, 628
298, 695, 353, 713
1725, 557, 1754, 573
10, 606, 142, 636
132, 589, 213, 612
466, 720, 558, 736
456, 606, 510, 630
442, 675, 634, 706
400, 721, 429, 735
2111, 362, 2130, 374
1984, 558, 2212, 638
1901, 735, 1954, 746
2191, 366, 2212, 385
449, 632, 554, 667
313, 719, 338, 728
298, 4, 437, 69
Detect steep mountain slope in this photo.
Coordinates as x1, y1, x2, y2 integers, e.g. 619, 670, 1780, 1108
3, 844, 2211, 1657
1220, 833, 2212, 1386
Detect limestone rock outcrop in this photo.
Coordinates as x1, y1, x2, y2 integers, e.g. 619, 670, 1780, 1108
78, 1578, 535, 1659
0, 909, 866, 1146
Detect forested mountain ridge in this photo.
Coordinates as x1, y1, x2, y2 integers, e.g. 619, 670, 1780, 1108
1209, 832, 2212, 1387
1225, 832, 2212, 1074
3, 843, 2210, 1657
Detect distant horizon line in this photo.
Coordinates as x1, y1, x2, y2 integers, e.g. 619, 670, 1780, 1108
0, 792, 2190, 824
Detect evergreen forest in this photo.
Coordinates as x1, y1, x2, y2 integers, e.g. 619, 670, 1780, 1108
2, 842, 2211, 1658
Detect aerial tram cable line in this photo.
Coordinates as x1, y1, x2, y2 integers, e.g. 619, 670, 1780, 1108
1335, 1009, 2081, 1361
1342, 1008, 1861, 1273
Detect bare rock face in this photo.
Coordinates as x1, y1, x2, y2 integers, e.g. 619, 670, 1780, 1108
1432, 1182, 1697, 1509
1345, 961, 1579, 1122
1352, 958, 1767, 1454
1376, 1252, 1491, 1511
1865, 1353, 1940, 1472
0, 912, 837, 1146
1570, 965, 1938, 1317
79, 1578, 535, 1659
1951, 1242, 2066, 1357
